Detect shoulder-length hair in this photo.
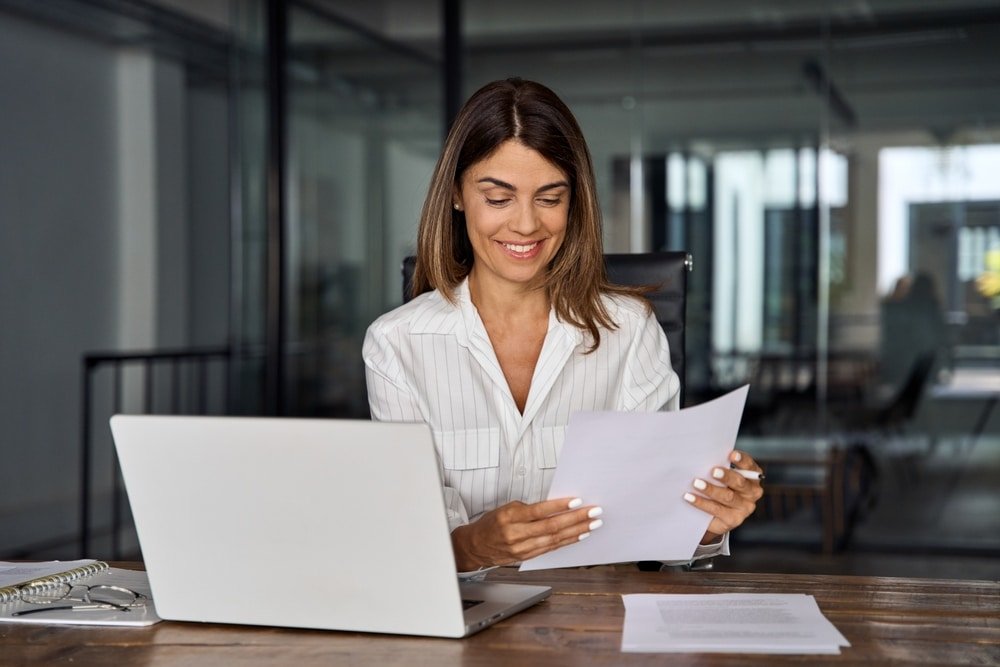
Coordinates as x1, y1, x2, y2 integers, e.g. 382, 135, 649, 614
412, 77, 648, 350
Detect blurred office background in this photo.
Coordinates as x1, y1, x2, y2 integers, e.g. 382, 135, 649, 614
1, 0, 998, 579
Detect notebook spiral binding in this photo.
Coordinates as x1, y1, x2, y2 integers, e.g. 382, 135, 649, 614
0, 561, 110, 604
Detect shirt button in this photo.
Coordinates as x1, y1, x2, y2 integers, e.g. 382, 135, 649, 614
516, 466, 527, 477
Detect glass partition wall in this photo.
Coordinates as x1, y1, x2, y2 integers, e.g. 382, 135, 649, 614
459, 0, 1000, 560
282, 1, 442, 417
0, 0, 236, 557
4, 0, 995, 567
228, 0, 442, 418
242, 0, 999, 560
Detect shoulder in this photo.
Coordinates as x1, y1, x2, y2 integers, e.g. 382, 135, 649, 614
365, 289, 458, 343
600, 292, 654, 331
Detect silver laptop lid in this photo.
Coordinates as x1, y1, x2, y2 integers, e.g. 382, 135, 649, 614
111, 416, 469, 637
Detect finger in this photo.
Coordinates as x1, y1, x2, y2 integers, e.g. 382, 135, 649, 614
491, 500, 601, 548
522, 496, 591, 520
686, 481, 761, 531
692, 478, 743, 508
517, 505, 604, 541
511, 516, 602, 561
683, 491, 745, 534
696, 475, 763, 509
500, 495, 601, 525
498, 497, 575, 524
730, 450, 764, 474
709, 467, 751, 493
709, 468, 763, 500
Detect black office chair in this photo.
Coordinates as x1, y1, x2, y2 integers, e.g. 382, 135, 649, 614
401, 251, 692, 401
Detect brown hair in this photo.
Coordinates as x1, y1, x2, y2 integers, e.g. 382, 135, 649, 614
412, 77, 647, 349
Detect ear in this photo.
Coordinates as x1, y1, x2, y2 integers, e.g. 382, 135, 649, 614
451, 185, 464, 212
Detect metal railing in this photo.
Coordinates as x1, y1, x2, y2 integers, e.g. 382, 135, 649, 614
80, 346, 231, 558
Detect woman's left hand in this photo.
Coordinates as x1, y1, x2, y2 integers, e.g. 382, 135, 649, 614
685, 449, 764, 544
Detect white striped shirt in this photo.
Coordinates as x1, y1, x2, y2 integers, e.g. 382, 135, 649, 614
363, 277, 727, 562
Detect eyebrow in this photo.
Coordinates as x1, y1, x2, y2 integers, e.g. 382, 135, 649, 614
476, 177, 569, 193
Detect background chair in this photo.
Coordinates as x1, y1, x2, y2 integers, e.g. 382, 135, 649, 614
402, 251, 692, 401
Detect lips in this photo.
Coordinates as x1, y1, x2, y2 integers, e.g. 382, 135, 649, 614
497, 239, 543, 258
502, 241, 538, 253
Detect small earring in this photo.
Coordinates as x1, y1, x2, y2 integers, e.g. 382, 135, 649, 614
453, 203, 462, 211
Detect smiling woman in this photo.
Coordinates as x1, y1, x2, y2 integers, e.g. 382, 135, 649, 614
362, 78, 763, 573
457, 140, 569, 295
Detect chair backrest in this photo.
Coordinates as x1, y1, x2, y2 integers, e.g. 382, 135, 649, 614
878, 351, 936, 427
401, 251, 692, 402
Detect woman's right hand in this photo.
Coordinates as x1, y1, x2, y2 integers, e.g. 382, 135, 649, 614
450, 497, 603, 571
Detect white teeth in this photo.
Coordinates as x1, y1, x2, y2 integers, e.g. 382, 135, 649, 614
503, 242, 538, 253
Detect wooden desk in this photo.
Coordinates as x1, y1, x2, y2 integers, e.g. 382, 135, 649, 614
2, 566, 996, 666
930, 367, 1000, 444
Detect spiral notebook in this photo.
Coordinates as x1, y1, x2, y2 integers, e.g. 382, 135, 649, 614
0, 559, 161, 626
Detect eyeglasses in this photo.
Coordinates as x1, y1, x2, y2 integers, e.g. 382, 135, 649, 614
12, 581, 147, 617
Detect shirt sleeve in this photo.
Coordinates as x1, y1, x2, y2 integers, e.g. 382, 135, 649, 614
620, 307, 681, 412
362, 324, 472, 533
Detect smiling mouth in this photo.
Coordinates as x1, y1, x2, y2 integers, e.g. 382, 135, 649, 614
499, 241, 540, 254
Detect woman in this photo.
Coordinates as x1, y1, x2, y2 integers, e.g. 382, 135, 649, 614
364, 78, 762, 572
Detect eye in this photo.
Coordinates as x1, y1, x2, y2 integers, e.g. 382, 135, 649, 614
486, 197, 512, 207
536, 197, 562, 207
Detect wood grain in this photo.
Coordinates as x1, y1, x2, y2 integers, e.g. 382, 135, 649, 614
1, 566, 996, 666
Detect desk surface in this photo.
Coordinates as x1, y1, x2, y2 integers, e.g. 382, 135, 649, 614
931, 367, 1000, 398
2, 566, 996, 666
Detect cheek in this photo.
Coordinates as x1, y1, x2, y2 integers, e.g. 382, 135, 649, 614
466, 207, 508, 237
465, 211, 495, 245
546, 208, 570, 236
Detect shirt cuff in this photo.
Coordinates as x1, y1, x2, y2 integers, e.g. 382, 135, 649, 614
659, 532, 730, 566
457, 566, 498, 582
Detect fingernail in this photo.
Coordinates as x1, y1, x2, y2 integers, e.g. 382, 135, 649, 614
567, 498, 583, 509
589, 519, 604, 531
587, 507, 604, 518
578, 532, 590, 541
684, 493, 696, 503
693, 478, 707, 490
731, 451, 742, 462
712, 468, 726, 480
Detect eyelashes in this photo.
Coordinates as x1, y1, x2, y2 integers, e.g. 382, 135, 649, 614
484, 197, 563, 208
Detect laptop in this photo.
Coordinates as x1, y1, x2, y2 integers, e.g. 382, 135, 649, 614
110, 415, 551, 638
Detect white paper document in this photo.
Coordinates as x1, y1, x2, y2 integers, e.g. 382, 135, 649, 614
520, 385, 749, 571
621, 593, 850, 654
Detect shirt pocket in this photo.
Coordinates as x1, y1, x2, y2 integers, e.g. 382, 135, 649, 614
535, 425, 566, 469
436, 427, 502, 470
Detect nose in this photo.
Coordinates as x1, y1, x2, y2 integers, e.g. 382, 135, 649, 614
507, 200, 541, 236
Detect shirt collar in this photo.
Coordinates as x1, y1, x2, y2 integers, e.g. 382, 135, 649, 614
408, 276, 585, 347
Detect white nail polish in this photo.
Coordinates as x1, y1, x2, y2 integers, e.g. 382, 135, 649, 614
567, 498, 583, 509
684, 493, 697, 503
693, 478, 707, 490
578, 532, 591, 541
587, 506, 603, 518
589, 519, 604, 531
732, 451, 742, 462
712, 468, 726, 480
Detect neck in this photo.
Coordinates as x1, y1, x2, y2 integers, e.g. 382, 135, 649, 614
467, 268, 550, 322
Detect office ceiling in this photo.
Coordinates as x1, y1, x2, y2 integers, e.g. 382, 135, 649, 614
294, 0, 1000, 146
3, 0, 999, 145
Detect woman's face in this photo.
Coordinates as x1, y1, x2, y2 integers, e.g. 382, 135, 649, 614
455, 139, 570, 293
